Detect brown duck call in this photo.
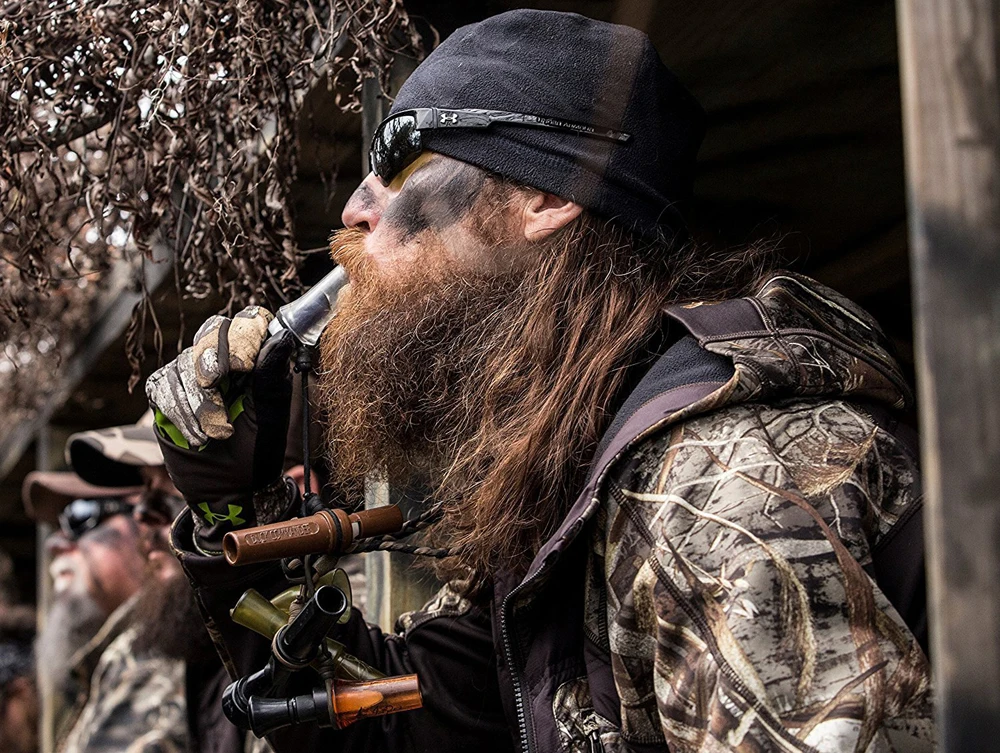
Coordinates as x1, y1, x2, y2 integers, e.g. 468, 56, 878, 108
223, 505, 404, 566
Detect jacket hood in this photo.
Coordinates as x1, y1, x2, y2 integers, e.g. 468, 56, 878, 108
666, 271, 911, 412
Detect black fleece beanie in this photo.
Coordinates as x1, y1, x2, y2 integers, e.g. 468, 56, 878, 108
390, 10, 705, 240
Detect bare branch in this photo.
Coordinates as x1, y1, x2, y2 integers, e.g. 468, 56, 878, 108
0, 0, 428, 416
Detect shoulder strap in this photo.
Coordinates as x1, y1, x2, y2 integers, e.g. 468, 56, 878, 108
853, 401, 928, 656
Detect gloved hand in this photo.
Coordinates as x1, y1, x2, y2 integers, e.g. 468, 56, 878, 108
146, 306, 298, 553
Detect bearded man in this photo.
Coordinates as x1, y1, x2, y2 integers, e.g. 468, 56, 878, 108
148, 10, 933, 753
27, 421, 251, 753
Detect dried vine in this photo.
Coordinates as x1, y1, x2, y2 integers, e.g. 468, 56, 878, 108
0, 0, 425, 414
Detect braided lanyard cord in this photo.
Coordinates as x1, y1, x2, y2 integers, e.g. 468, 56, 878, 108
296, 345, 317, 597
345, 501, 456, 559
294, 345, 454, 564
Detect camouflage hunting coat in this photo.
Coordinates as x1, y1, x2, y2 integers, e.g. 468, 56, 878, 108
173, 273, 931, 753
58, 599, 187, 753
580, 385, 931, 752
55, 595, 256, 753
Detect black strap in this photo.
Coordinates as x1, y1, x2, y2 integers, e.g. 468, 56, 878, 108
852, 400, 929, 656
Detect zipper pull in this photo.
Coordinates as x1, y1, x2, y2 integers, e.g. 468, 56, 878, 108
587, 729, 603, 753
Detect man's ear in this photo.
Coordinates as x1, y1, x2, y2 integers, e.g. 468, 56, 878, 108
519, 191, 584, 242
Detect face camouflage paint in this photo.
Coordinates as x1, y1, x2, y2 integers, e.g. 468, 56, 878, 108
380, 157, 488, 243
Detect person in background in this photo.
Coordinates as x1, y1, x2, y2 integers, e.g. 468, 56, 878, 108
25, 415, 246, 753
0, 602, 38, 753
24, 471, 146, 743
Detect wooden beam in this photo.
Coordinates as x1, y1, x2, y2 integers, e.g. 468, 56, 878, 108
896, 0, 1000, 746
0, 247, 174, 480
359, 60, 441, 631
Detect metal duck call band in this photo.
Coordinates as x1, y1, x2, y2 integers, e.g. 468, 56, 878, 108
230, 588, 384, 682
223, 505, 404, 566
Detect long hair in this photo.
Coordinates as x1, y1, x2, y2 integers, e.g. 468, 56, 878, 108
431, 179, 776, 579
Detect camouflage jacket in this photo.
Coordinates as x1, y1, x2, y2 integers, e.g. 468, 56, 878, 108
58, 599, 188, 753
173, 273, 931, 753
56, 596, 258, 753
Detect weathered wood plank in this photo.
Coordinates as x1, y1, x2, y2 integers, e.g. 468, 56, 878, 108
896, 0, 1000, 746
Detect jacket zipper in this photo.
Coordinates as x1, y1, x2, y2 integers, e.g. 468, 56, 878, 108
499, 511, 601, 752
500, 578, 538, 753
499, 401, 699, 753
500, 463, 637, 752
496, 371, 735, 753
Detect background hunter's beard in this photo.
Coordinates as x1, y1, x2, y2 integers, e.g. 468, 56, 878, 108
35, 570, 106, 700
130, 567, 215, 662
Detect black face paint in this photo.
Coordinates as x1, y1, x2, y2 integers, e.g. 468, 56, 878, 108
80, 515, 137, 547
351, 183, 378, 216
382, 159, 487, 243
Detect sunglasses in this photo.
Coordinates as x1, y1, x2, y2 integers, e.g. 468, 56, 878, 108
369, 107, 632, 186
58, 498, 132, 541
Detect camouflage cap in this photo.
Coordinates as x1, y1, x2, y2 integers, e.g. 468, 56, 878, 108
22, 470, 141, 524
65, 410, 164, 488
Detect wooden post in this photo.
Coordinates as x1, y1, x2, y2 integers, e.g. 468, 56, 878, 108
32, 423, 70, 753
35, 425, 55, 753
896, 0, 1000, 746
360, 59, 440, 632
362, 478, 439, 632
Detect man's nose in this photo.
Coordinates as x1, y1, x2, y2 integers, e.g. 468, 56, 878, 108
46, 533, 76, 558
341, 173, 386, 232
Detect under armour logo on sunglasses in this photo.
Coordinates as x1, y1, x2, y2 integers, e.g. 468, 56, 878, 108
369, 107, 631, 186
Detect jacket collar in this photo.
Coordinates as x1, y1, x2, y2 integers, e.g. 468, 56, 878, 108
514, 272, 910, 593
666, 272, 911, 410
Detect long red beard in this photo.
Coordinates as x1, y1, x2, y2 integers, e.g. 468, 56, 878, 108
317, 228, 525, 489
317, 216, 688, 580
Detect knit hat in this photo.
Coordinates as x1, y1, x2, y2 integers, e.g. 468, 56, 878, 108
391, 10, 705, 239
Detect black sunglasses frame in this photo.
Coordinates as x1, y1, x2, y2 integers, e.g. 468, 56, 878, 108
369, 107, 632, 186
58, 498, 132, 541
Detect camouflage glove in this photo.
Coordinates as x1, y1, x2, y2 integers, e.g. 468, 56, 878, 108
146, 306, 297, 553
